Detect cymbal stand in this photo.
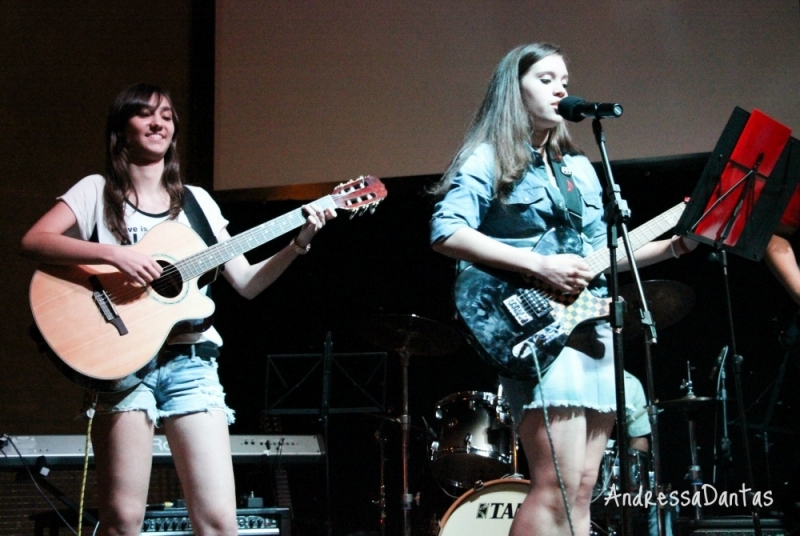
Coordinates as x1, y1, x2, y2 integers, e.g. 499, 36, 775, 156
642, 334, 667, 536
373, 424, 388, 536
680, 361, 704, 521
710, 346, 732, 486
399, 349, 413, 536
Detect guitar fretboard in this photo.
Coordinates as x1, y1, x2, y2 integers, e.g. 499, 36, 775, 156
584, 202, 687, 276
175, 197, 338, 280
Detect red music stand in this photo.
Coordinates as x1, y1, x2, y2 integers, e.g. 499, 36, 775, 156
675, 107, 800, 260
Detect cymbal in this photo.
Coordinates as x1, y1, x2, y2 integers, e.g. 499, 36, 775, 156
619, 279, 695, 335
363, 314, 463, 356
655, 394, 715, 412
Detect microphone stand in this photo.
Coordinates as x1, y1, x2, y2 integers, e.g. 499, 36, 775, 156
592, 118, 664, 536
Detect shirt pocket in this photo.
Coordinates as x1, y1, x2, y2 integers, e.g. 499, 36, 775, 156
500, 184, 552, 236
581, 192, 605, 242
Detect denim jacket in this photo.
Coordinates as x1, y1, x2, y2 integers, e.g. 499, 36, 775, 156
430, 143, 608, 294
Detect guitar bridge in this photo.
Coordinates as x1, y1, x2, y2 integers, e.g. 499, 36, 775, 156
89, 275, 128, 336
504, 295, 533, 326
504, 289, 551, 326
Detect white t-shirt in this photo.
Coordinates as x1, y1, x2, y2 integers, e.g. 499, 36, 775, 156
59, 174, 229, 346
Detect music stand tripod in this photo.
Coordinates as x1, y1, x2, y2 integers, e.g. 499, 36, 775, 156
675, 107, 800, 536
265, 333, 388, 536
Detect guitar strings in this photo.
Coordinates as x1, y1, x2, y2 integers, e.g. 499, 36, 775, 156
101, 188, 379, 304
103, 207, 310, 303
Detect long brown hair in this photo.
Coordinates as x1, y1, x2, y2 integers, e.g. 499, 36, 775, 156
104, 83, 184, 244
431, 43, 581, 200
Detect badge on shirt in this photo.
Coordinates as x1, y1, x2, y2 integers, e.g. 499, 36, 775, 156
560, 166, 572, 176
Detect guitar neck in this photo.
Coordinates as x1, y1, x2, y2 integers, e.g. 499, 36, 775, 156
584, 202, 687, 276
176, 196, 337, 280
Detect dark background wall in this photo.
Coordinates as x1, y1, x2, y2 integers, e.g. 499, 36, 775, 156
1, 3, 798, 536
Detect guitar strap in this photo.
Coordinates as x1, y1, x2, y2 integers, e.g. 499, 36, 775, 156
182, 187, 218, 248
177, 187, 220, 332
547, 149, 583, 233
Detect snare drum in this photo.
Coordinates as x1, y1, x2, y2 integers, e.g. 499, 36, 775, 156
430, 391, 512, 488
439, 478, 529, 536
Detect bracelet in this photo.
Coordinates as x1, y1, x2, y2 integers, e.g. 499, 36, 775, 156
290, 238, 310, 255
676, 236, 689, 254
669, 237, 680, 259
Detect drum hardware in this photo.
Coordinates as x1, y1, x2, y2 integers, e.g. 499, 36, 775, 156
618, 280, 696, 536
363, 314, 463, 536
655, 361, 715, 521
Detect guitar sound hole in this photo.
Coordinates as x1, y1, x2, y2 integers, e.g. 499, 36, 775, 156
151, 260, 184, 299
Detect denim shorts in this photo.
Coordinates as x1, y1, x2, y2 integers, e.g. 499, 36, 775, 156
95, 352, 235, 427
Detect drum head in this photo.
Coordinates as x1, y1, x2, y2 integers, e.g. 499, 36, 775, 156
439, 478, 530, 536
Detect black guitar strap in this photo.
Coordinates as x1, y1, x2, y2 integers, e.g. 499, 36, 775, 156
182, 187, 218, 248
548, 150, 583, 233
180, 187, 220, 333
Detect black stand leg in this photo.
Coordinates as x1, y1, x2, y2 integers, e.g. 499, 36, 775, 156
592, 117, 660, 536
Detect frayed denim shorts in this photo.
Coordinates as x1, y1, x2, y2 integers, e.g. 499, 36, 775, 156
95, 349, 235, 427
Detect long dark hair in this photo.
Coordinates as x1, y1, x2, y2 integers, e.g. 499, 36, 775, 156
431, 43, 581, 200
104, 83, 183, 244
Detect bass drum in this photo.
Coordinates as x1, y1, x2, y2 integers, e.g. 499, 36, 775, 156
438, 478, 530, 536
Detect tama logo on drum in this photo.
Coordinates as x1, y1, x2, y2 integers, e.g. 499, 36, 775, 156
476, 502, 522, 519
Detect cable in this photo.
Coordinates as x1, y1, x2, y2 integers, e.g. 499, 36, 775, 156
4, 436, 79, 536
529, 341, 576, 536
78, 393, 99, 536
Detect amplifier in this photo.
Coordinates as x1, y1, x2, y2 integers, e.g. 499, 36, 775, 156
677, 516, 785, 536
141, 507, 289, 535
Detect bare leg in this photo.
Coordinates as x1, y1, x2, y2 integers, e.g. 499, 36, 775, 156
164, 410, 238, 536
92, 411, 155, 536
510, 408, 615, 536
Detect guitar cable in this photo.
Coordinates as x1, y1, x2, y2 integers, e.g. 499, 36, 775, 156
527, 340, 577, 536
3, 435, 79, 536
77, 391, 99, 536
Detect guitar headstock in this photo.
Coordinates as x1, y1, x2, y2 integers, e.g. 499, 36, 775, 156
332, 175, 387, 216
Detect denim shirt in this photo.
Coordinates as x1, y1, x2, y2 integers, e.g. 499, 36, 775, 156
430, 143, 608, 294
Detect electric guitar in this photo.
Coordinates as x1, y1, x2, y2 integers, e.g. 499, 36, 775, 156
453, 201, 687, 380
29, 176, 387, 392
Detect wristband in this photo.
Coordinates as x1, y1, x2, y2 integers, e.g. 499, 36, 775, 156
291, 238, 310, 255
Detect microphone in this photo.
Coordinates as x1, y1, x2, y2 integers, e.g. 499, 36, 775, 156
708, 345, 728, 380
557, 96, 623, 122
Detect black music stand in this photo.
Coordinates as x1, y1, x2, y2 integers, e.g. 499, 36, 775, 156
264, 334, 387, 536
675, 107, 800, 260
675, 107, 800, 535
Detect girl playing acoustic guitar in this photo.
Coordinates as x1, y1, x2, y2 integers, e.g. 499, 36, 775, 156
21, 83, 336, 536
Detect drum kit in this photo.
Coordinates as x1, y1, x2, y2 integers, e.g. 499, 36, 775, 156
362, 279, 712, 536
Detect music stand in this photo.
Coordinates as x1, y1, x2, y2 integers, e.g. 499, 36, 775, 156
674, 107, 800, 535
265, 334, 387, 536
675, 107, 800, 260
